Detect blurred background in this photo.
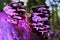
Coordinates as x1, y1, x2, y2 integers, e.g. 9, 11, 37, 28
0, 0, 60, 40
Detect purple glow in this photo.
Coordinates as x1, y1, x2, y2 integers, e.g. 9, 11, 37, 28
38, 7, 46, 12
12, 3, 18, 7
42, 17, 48, 21
45, 14, 49, 17
3, 5, 16, 16
33, 13, 40, 16
32, 16, 42, 22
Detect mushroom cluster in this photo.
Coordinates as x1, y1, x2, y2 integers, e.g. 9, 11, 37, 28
30, 5, 52, 38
